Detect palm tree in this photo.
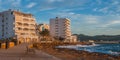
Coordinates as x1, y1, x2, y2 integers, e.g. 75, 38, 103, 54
39, 29, 50, 41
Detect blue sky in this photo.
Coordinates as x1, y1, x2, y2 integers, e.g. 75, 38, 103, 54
0, 0, 120, 35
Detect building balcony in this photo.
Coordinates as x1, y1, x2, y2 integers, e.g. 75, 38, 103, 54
15, 30, 22, 33
29, 24, 35, 27
22, 16, 31, 19
23, 25, 29, 27
22, 17, 35, 20
15, 19, 22, 22
23, 28, 29, 31
23, 21, 35, 24
15, 23, 22, 26
15, 21, 22, 25
30, 31, 36, 33
15, 25, 22, 27
64, 23, 70, 26
65, 19, 70, 22
14, 27, 22, 30
30, 19, 35, 21
22, 26, 29, 29
30, 33, 36, 36
66, 24, 70, 26
30, 27, 35, 29
23, 23, 29, 26
22, 21, 30, 24
21, 31, 30, 34
23, 18, 29, 21
65, 32, 71, 35
64, 27, 71, 30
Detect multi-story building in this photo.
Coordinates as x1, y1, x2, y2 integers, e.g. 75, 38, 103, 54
50, 17, 71, 42
0, 9, 38, 43
37, 23, 49, 32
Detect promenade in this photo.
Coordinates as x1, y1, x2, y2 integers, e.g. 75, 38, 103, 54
0, 43, 61, 60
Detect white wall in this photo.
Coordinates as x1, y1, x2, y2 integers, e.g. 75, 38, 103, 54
50, 17, 71, 39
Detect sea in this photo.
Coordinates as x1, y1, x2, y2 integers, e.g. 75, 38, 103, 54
57, 43, 120, 56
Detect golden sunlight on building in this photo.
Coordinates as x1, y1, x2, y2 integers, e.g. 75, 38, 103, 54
0, 9, 38, 43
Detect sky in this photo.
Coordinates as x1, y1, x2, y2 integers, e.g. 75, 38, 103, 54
0, 0, 120, 36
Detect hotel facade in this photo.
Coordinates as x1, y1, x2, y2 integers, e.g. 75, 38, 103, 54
0, 9, 38, 43
50, 17, 72, 42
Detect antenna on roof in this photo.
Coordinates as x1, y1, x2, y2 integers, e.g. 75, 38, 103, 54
8, 9, 12, 11
56, 16, 58, 18
56, 14, 60, 18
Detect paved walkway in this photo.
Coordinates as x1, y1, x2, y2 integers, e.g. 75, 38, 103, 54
0, 43, 61, 60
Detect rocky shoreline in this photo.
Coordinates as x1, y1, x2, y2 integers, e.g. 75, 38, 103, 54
33, 42, 120, 60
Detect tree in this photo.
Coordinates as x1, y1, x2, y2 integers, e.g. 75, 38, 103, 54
39, 29, 50, 41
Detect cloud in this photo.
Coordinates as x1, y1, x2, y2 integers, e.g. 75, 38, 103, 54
81, 15, 100, 24
95, 0, 120, 15
38, 7, 55, 11
26, 2, 36, 8
47, 0, 64, 3
99, 7, 109, 13
111, 0, 120, 5
96, 0, 102, 5
12, 0, 21, 5
51, 11, 120, 34
0, 0, 22, 9
1, 0, 120, 35
10, 0, 21, 7
101, 20, 120, 28
53, 12, 99, 24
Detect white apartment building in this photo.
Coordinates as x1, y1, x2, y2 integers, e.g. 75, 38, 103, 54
0, 9, 38, 43
50, 17, 72, 42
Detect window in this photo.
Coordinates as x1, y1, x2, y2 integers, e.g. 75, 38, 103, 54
11, 12, 13, 15
2, 20, 4, 22
6, 32, 8, 34
55, 30, 58, 32
55, 28, 58, 29
2, 25, 4, 27
55, 25, 58, 27
17, 27, 22, 30
13, 17, 15, 20
55, 22, 58, 24
55, 32, 58, 35
6, 18, 8, 20
2, 33, 4, 37
2, 35, 4, 37
6, 27, 8, 29
2, 15, 4, 17
21, 33, 25, 35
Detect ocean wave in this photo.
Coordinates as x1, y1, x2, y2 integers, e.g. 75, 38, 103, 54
56, 44, 120, 56
57, 45, 77, 49
76, 44, 99, 47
